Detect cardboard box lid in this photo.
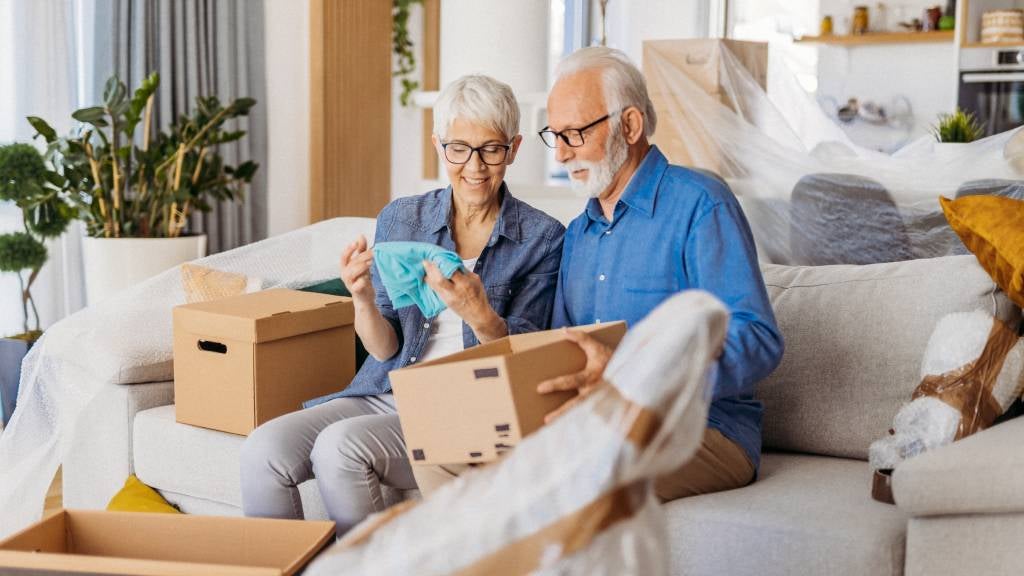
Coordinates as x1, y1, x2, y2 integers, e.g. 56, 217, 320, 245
0, 509, 335, 576
174, 288, 354, 344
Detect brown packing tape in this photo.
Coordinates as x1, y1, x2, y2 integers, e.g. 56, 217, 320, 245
451, 483, 647, 576
912, 316, 1020, 439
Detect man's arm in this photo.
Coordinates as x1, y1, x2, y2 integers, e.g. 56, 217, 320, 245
684, 200, 783, 399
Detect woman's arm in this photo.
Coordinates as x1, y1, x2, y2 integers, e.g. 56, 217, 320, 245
340, 234, 399, 360
422, 263, 507, 343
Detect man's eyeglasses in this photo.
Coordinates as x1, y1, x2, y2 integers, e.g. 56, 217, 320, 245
441, 142, 512, 165
538, 109, 622, 148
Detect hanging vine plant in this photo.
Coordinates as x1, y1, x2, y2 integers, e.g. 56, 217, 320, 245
393, 0, 423, 107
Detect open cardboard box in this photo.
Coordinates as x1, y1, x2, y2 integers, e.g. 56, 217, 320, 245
174, 288, 356, 435
391, 321, 627, 466
0, 509, 335, 575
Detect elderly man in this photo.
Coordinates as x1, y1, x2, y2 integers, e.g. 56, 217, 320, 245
537, 46, 783, 501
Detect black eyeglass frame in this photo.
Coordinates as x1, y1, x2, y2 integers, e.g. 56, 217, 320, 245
537, 109, 623, 149
440, 141, 513, 166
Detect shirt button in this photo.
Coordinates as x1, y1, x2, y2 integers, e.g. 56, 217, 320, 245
409, 356, 417, 363
598, 274, 606, 281
423, 322, 430, 329
595, 318, 602, 323
604, 230, 612, 235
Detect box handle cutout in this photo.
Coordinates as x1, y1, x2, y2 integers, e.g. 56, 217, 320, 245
469, 451, 483, 458
474, 368, 499, 379
412, 449, 426, 461
197, 340, 228, 354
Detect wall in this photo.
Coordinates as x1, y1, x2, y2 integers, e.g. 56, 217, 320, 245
264, 0, 311, 236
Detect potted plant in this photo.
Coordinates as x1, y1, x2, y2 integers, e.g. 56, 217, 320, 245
27, 73, 258, 303
0, 142, 74, 425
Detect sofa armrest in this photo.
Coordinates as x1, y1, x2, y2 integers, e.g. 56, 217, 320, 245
62, 380, 174, 509
893, 415, 1024, 516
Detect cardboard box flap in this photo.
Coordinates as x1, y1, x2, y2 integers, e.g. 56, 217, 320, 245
507, 321, 627, 354
0, 510, 335, 576
174, 288, 354, 343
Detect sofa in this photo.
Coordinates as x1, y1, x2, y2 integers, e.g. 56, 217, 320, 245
62, 218, 1023, 576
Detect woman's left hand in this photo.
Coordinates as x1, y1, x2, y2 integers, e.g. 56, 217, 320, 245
423, 260, 507, 341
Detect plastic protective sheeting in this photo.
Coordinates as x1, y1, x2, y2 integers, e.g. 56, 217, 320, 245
643, 40, 1024, 266
0, 217, 377, 538
306, 291, 729, 576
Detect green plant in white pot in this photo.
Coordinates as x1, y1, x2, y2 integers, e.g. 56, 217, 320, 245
0, 142, 74, 425
28, 73, 259, 303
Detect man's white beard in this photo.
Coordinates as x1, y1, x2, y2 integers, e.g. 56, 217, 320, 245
565, 128, 629, 199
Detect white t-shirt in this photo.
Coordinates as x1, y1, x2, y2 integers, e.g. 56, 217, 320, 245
418, 258, 478, 363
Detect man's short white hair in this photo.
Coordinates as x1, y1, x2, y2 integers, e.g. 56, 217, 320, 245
433, 74, 520, 142
555, 47, 657, 138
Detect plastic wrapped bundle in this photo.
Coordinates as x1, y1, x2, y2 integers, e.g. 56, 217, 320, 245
643, 40, 1024, 266
306, 290, 729, 576
870, 310, 1024, 471
0, 217, 377, 538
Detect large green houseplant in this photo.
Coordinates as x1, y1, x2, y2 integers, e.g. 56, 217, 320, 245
29, 73, 259, 239
26, 73, 258, 303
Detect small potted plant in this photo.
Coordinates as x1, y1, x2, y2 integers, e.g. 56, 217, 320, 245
0, 142, 74, 425
28, 73, 259, 303
933, 108, 984, 144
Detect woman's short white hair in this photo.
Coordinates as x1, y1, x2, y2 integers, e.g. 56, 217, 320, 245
433, 74, 520, 142
554, 47, 657, 138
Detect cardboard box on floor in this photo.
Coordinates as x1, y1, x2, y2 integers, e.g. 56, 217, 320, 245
392, 321, 627, 466
174, 288, 356, 436
643, 38, 768, 172
0, 509, 335, 576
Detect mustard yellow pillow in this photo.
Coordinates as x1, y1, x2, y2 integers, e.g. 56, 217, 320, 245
106, 475, 181, 514
941, 195, 1024, 308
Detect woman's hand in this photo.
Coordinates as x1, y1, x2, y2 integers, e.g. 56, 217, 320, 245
423, 260, 507, 342
340, 235, 376, 306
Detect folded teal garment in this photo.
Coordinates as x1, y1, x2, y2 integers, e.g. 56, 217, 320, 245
373, 241, 464, 318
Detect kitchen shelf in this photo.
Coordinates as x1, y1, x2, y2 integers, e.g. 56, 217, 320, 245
962, 41, 1024, 48
795, 31, 955, 45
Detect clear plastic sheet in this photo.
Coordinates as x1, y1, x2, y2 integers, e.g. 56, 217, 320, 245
307, 291, 729, 576
0, 217, 377, 538
644, 42, 1024, 266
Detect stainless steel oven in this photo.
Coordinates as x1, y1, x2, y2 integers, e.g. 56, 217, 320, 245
959, 48, 1024, 136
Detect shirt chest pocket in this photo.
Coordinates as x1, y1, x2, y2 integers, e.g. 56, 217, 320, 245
485, 282, 516, 314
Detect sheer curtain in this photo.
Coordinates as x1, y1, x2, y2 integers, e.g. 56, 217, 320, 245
0, 0, 94, 337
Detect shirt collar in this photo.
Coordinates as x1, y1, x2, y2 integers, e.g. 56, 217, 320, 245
584, 145, 668, 223
428, 183, 521, 243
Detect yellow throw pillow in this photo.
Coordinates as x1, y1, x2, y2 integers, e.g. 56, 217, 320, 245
106, 475, 181, 514
941, 195, 1024, 308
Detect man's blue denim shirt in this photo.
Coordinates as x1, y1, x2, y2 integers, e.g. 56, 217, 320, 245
552, 146, 784, 470
321, 185, 565, 402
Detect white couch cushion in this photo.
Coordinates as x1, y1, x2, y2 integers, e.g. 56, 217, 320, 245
666, 453, 908, 576
133, 405, 412, 516
758, 255, 1020, 459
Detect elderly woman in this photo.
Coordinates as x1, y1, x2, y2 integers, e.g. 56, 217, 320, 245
240, 74, 565, 534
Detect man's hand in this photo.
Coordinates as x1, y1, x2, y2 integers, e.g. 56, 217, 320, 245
340, 234, 375, 306
537, 328, 614, 423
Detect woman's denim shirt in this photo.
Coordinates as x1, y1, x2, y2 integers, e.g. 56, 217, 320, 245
321, 185, 565, 401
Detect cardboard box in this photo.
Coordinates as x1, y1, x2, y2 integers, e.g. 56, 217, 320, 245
643, 38, 768, 171
174, 288, 356, 435
0, 509, 335, 575
391, 322, 627, 466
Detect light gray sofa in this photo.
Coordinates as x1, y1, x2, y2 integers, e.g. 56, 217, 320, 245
63, 249, 1023, 576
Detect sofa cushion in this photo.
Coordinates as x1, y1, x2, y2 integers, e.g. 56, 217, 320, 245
132, 405, 414, 515
759, 255, 1021, 459
666, 453, 908, 576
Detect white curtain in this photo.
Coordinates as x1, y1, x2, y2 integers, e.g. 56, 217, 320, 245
0, 0, 93, 337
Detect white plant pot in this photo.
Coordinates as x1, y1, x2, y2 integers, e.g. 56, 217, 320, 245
82, 235, 207, 305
